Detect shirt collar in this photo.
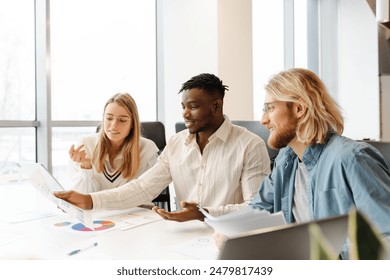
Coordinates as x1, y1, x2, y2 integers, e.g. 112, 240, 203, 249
209, 115, 232, 143
184, 115, 232, 144
284, 131, 335, 169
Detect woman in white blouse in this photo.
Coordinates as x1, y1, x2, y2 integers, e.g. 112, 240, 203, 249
68, 93, 158, 194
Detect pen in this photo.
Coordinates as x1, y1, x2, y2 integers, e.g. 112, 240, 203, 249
67, 242, 98, 256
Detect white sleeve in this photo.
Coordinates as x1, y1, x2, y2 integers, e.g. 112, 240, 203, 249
68, 160, 101, 194
140, 139, 159, 172
68, 135, 101, 194
90, 148, 173, 210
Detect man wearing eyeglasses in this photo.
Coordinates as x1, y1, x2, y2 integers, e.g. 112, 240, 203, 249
249, 68, 390, 258
55, 73, 271, 222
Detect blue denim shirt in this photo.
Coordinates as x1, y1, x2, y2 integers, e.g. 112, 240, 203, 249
250, 133, 390, 243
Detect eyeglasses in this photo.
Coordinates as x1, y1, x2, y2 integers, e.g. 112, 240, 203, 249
262, 101, 280, 115
104, 114, 131, 126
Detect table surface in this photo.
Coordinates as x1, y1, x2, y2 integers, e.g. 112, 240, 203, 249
3, 179, 389, 260
0, 180, 217, 260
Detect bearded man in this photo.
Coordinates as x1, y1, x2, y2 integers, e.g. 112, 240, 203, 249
249, 68, 390, 259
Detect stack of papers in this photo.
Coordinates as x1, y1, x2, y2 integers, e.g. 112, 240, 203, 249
200, 206, 286, 236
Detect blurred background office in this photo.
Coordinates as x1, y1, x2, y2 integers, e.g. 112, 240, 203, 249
1, 0, 389, 187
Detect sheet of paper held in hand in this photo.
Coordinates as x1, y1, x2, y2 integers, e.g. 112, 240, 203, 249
21, 162, 95, 230
199, 206, 287, 236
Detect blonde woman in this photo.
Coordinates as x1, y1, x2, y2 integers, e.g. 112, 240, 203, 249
69, 93, 158, 194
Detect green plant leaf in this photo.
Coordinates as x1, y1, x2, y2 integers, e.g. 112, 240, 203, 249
309, 223, 338, 260
348, 208, 384, 260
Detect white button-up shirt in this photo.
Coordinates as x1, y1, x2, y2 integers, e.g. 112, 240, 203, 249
91, 117, 271, 216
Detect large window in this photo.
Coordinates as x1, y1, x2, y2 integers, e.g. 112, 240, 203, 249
0, 0, 157, 186
294, 0, 308, 68
252, 0, 310, 119
252, 0, 284, 120
0, 1, 35, 121
50, 0, 156, 122
49, 0, 157, 183
0, 0, 36, 183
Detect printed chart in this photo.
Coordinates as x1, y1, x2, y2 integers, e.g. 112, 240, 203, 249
71, 220, 115, 232
52, 208, 162, 234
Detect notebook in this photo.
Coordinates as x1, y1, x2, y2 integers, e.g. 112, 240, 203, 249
218, 214, 349, 260
18, 162, 94, 230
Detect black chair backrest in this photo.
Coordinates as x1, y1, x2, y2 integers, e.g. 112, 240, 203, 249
141, 121, 166, 153
361, 140, 390, 168
231, 120, 279, 161
141, 121, 170, 211
175, 122, 186, 134
175, 120, 279, 165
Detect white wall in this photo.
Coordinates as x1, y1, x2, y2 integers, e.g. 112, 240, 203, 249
160, 0, 381, 141
338, 0, 379, 140
218, 0, 254, 121
160, 0, 218, 138
160, 0, 254, 138
252, 0, 284, 120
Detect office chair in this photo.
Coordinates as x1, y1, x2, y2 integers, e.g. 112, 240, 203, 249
141, 121, 171, 211
175, 122, 186, 134
360, 140, 390, 169
141, 121, 167, 153
175, 120, 279, 169
96, 123, 102, 133
231, 120, 279, 164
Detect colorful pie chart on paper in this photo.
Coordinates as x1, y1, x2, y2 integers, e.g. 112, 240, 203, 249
71, 220, 115, 232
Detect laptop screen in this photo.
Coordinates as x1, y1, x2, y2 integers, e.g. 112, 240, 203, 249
218, 214, 348, 260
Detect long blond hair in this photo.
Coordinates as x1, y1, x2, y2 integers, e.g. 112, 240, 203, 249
265, 68, 344, 144
93, 93, 141, 179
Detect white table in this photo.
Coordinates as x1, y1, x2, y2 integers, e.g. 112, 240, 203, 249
0, 181, 216, 260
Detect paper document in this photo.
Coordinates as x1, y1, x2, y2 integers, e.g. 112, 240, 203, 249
202, 206, 286, 236
95, 208, 162, 231
19, 162, 94, 230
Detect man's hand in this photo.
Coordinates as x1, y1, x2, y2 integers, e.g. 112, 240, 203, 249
152, 201, 205, 222
54, 190, 93, 210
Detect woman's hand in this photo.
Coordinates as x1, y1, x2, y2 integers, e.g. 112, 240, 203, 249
69, 144, 92, 169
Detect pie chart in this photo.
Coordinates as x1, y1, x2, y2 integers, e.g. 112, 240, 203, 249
71, 220, 115, 231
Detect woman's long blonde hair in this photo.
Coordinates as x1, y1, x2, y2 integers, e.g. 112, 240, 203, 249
265, 68, 344, 145
93, 93, 141, 179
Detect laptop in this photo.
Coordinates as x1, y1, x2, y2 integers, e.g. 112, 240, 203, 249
17, 162, 94, 230
218, 214, 349, 260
